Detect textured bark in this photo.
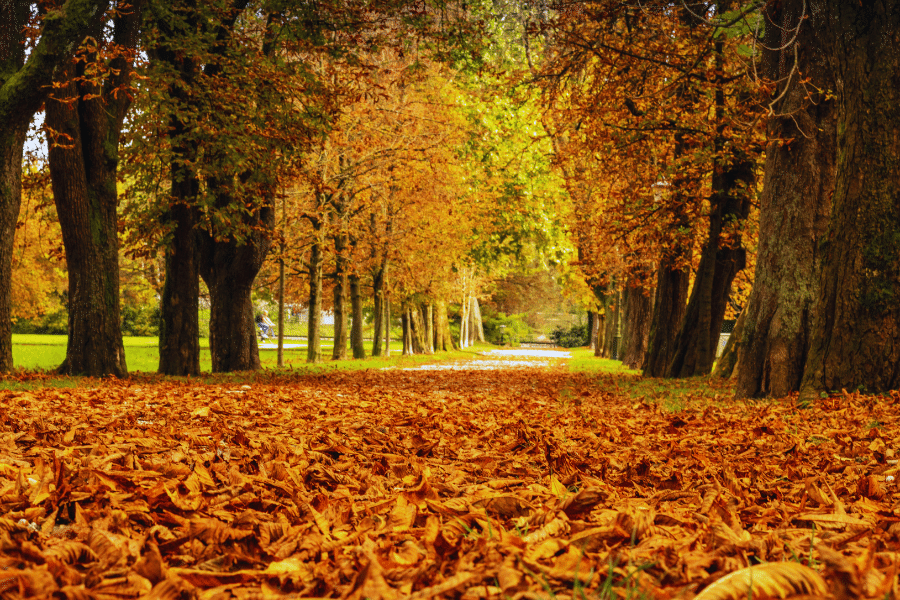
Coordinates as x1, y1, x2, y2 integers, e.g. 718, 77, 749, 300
306, 237, 324, 364
371, 263, 385, 357
45, 3, 142, 377
349, 273, 366, 358
423, 303, 434, 354
642, 254, 690, 376
620, 282, 654, 370
0, 0, 109, 372
158, 203, 200, 375
410, 303, 426, 354
433, 299, 453, 352
331, 255, 348, 360
799, 1, 900, 397
734, 0, 835, 397
603, 287, 620, 358
155, 2, 202, 376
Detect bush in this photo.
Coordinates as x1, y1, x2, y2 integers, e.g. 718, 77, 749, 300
550, 323, 589, 348
483, 312, 530, 346
11, 308, 68, 335
122, 303, 160, 337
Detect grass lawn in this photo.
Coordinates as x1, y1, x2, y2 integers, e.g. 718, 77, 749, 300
10, 334, 494, 378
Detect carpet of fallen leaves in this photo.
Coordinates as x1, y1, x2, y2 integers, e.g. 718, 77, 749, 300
3, 353, 900, 600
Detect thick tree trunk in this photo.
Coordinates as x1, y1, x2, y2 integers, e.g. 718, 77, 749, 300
306, 238, 324, 364
642, 254, 690, 376
470, 297, 485, 343
197, 201, 272, 372
372, 265, 385, 357
154, 5, 203, 376
433, 299, 453, 352
620, 282, 654, 370
799, 1, 900, 397
410, 304, 426, 353
734, 1, 835, 398
45, 2, 141, 377
349, 273, 366, 359
158, 176, 201, 375
0, 0, 109, 372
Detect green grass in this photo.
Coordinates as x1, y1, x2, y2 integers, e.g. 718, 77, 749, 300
565, 346, 735, 411
8, 334, 495, 385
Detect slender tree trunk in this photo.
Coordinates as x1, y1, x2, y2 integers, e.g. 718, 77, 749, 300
45, 2, 141, 377
306, 236, 324, 364
471, 297, 485, 343
433, 299, 452, 352
332, 271, 348, 360
799, 1, 900, 397
400, 306, 414, 356
349, 273, 366, 359
734, 0, 835, 397
372, 265, 385, 357
383, 292, 391, 357
423, 303, 434, 354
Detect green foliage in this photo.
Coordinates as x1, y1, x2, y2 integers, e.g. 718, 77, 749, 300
11, 309, 68, 335
550, 323, 589, 348
482, 312, 530, 346
121, 303, 160, 337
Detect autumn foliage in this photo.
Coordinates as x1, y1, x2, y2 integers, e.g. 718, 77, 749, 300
3, 354, 900, 599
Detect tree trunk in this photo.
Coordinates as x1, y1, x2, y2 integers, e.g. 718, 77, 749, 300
349, 273, 366, 358
603, 286, 620, 358
423, 303, 434, 354
158, 203, 200, 375
433, 299, 453, 352
799, 1, 900, 397
332, 270, 348, 360
0, 124, 26, 373
470, 297, 485, 344
383, 293, 391, 357
734, 2, 835, 398
713, 309, 744, 379
410, 303, 426, 353
0, 0, 109, 372
401, 307, 410, 355
45, 3, 141, 376
642, 251, 690, 376
306, 237, 324, 364
620, 282, 654, 370
197, 199, 272, 372
155, 5, 202, 376
372, 265, 385, 357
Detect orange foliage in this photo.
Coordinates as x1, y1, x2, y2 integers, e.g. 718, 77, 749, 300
1, 357, 898, 598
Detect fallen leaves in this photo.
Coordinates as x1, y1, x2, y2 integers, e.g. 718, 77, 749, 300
2, 362, 900, 599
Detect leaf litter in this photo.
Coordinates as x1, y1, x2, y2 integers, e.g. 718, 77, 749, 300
2, 353, 900, 599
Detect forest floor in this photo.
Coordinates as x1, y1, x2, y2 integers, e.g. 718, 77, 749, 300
2, 350, 900, 599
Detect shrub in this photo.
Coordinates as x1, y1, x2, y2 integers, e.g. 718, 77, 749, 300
11, 308, 68, 335
483, 312, 530, 346
122, 303, 160, 337
550, 323, 589, 348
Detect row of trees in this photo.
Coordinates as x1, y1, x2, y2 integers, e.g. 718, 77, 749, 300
525, 0, 900, 398
2, 0, 567, 376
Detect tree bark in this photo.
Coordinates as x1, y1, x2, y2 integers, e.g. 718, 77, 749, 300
306, 235, 324, 364
332, 259, 348, 360
642, 254, 689, 376
620, 282, 654, 370
158, 203, 200, 375
799, 1, 900, 397
423, 303, 434, 354
433, 299, 453, 352
45, 3, 142, 377
372, 264, 385, 357
349, 273, 366, 358
0, 0, 109, 372
734, 0, 835, 397
410, 303, 426, 353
